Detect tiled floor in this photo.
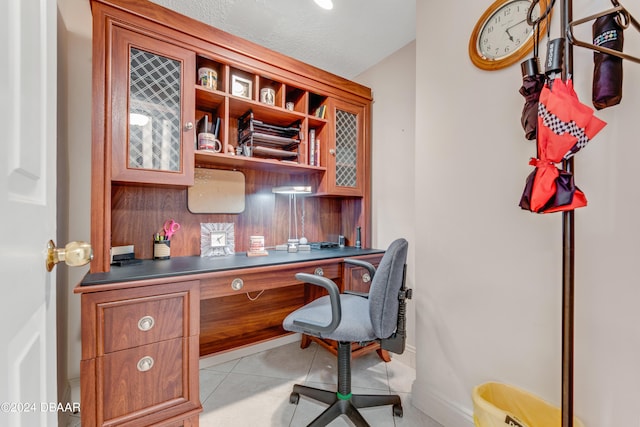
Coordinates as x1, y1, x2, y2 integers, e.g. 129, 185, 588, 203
198, 341, 441, 426
68, 341, 442, 426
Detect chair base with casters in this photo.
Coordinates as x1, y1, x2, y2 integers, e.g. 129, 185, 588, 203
283, 238, 411, 427
289, 341, 403, 427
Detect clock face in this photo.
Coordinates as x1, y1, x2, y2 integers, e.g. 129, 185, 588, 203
469, 0, 550, 70
478, 0, 540, 60
211, 232, 226, 248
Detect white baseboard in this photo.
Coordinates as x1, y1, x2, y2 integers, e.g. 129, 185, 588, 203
199, 333, 302, 369
393, 343, 416, 369
412, 380, 474, 427
63, 376, 82, 424
198, 335, 418, 371
68, 377, 81, 405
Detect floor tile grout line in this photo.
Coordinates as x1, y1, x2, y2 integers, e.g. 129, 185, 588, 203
201, 369, 233, 406
200, 357, 242, 406
289, 343, 319, 427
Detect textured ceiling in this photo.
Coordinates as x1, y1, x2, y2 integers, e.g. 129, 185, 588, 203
149, 0, 416, 79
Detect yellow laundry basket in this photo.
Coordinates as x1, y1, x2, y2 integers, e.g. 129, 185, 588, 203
472, 382, 585, 427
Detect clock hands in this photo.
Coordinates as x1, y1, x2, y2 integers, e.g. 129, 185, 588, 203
505, 18, 528, 41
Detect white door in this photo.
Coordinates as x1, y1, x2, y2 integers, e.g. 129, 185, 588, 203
0, 0, 58, 425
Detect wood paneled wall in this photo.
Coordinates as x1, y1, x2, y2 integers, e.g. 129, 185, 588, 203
110, 168, 351, 259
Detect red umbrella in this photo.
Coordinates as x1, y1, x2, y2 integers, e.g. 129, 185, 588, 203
520, 78, 607, 213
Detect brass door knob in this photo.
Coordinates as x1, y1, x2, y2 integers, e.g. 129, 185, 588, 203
46, 240, 93, 272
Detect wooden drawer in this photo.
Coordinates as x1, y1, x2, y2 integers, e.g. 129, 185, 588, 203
99, 337, 199, 425
200, 262, 341, 299
81, 280, 199, 361
101, 293, 185, 354
344, 255, 382, 293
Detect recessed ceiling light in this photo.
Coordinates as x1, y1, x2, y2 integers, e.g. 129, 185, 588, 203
314, 0, 333, 10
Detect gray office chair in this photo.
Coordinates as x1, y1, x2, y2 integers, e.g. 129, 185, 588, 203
283, 238, 411, 427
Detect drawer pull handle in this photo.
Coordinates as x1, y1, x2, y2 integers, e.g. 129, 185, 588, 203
231, 278, 244, 291
314, 267, 324, 276
137, 356, 154, 372
362, 273, 371, 283
137, 316, 155, 331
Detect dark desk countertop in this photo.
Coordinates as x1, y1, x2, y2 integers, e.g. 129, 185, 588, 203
81, 247, 385, 286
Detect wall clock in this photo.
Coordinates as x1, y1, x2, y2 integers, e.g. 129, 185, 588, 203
469, 0, 552, 70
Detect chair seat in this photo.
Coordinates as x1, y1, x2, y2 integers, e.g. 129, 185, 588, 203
283, 294, 376, 342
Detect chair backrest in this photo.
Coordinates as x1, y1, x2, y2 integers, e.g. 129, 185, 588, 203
368, 238, 408, 339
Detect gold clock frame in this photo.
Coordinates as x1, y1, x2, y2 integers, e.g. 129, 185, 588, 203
469, 0, 552, 71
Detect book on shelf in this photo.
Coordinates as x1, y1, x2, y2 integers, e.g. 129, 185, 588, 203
309, 129, 316, 166
213, 116, 221, 138
315, 138, 320, 167
314, 104, 326, 119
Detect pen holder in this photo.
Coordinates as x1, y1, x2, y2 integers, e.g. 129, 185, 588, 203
153, 240, 170, 260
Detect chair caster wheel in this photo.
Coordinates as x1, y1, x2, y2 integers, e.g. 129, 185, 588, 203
290, 392, 300, 404
393, 404, 403, 417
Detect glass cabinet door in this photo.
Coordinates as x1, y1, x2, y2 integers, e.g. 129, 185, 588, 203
111, 27, 195, 185
324, 100, 366, 196
335, 108, 359, 189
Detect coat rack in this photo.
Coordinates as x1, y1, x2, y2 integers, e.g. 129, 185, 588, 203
568, 0, 640, 64
557, 0, 639, 426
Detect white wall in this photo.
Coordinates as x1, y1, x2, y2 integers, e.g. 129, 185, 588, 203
413, 1, 640, 426
57, 0, 92, 399
356, 41, 417, 367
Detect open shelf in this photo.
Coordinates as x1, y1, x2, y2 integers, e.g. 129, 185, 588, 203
194, 150, 326, 175
195, 85, 226, 110
227, 96, 305, 126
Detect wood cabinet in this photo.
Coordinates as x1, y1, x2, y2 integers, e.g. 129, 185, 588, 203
90, 0, 373, 273
343, 253, 382, 293
198, 260, 342, 356
85, 0, 376, 424
78, 280, 201, 426
110, 26, 195, 186
76, 248, 384, 424
317, 99, 367, 197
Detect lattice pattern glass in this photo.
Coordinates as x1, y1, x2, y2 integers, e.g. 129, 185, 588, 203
335, 109, 358, 188
128, 47, 182, 171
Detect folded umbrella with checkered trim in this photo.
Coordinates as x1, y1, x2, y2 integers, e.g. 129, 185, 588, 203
520, 78, 607, 213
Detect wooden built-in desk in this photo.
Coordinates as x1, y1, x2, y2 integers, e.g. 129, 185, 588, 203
75, 247, 384, 426
82, 2, 377, 422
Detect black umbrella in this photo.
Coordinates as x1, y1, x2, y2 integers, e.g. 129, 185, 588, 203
518, 12, 546, 141
592, 11, 625, 109
519, 58, 546, 140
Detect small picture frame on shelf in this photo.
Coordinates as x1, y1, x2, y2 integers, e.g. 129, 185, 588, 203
231, 75, 252, 99
200, 223, 235, 257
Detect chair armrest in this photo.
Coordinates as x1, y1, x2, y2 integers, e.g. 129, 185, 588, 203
344, 258, 377, 279
293, 273, 342, 334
